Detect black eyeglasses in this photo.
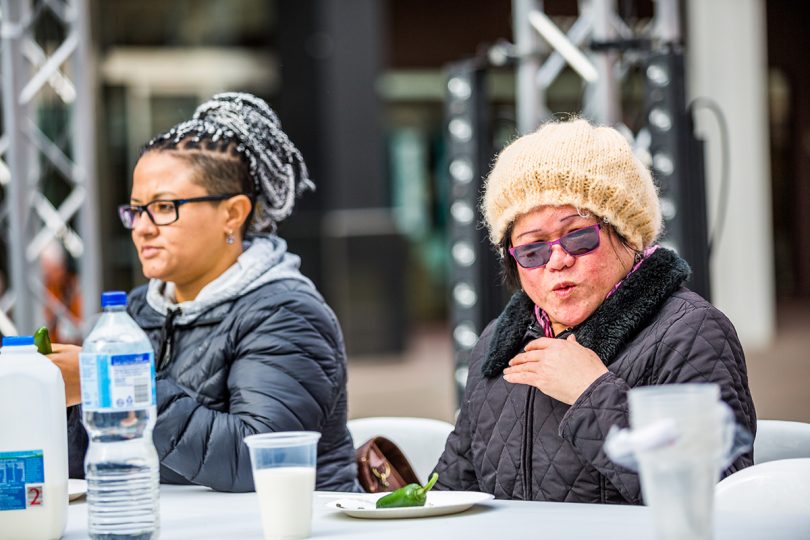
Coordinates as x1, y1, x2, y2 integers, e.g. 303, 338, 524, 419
118, 193, 242, 229
508, 223, 602, 269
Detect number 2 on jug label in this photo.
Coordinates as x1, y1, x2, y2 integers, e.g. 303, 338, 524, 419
27, 485, 43, 506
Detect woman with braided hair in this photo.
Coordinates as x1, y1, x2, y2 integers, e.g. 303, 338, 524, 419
52, 92, 359, 492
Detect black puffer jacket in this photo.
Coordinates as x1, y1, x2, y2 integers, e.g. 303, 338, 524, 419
434, 248, 756, 502
68, 248, 358, 493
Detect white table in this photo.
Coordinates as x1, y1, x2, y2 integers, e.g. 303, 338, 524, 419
63, 485, 810, 539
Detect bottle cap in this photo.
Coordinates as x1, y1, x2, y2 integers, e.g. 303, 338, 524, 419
2, 336, 35, 346
101, 291, 128, 307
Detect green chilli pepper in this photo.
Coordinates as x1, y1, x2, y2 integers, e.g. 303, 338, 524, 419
375, 472, 439, 509
33, 326, 52, 355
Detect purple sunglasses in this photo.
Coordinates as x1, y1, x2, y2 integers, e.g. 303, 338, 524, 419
508, 223, 602, 269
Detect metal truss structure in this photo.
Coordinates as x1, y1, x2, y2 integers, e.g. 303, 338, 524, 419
0, 0, 99, 338
511, 0, 682, 131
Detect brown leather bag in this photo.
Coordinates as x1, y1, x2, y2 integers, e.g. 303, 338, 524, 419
356, 436, 420, 493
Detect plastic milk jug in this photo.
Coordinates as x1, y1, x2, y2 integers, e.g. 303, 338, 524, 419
0, 336, 68, 539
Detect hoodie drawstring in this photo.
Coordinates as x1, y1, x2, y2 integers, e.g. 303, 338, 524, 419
157, 307, 181, 371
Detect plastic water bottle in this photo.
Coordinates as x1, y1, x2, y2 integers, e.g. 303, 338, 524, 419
80, 291, 159, 539
0, 336, 68, 540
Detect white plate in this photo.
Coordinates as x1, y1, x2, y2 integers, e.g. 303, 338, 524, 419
68, 479, 87, 501
328, 491, 494, 519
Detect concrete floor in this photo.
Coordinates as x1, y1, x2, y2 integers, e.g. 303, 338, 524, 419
347, 300, 810, 424
347, 324, 457, 424
745, 300, 810, 423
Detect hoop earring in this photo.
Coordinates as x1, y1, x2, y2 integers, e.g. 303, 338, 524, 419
225, 232, 235, 245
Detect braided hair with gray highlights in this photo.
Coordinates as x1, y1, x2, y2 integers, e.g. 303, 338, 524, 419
141, 92, 314, 233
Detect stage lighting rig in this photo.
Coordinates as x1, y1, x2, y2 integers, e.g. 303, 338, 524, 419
444, 60, 505, 400
644, 46, 711, 300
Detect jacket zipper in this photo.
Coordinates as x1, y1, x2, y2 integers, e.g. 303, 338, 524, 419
521, 321, 541, 500
519, 320, 580, 500
599, 474, 607, 503
522, 387, 536, 500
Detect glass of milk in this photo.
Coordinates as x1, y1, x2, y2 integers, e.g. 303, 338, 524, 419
244, 432, 321, 540
629, 384, 726, 540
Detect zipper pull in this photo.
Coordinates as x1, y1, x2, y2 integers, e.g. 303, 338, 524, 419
556, 327, 575, 340
522, 322, 542, 352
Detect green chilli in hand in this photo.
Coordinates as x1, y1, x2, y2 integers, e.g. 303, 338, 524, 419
375, 472, 439, 509
33, 326, 52, 354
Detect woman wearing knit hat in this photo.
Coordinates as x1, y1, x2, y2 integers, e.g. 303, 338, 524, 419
433, 118, 755, 503
49, 93, 359, 492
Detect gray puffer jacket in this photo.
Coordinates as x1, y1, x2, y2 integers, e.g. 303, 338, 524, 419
434, 248, 756, 503
68, 236, 358, 492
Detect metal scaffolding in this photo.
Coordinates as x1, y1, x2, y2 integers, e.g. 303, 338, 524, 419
0, 0, 99, 337
512, 0, 638, 132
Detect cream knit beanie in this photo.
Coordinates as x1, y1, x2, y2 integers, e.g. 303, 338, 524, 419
482, 118, 662, 251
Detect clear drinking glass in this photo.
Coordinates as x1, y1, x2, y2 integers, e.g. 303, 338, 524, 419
244, 432, 321, 540
628, 384, 724, 540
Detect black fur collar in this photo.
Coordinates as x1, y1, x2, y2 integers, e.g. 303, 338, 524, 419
482, 248, 691, 378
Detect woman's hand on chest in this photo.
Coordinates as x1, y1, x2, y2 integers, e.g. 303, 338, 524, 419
502, 334, 608, 405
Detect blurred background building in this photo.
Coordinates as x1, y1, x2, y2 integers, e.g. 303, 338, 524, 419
1, 0, 807, 423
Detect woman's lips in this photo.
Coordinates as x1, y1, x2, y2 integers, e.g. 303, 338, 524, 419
140, 246, 161, 258
552, 282, 576, 298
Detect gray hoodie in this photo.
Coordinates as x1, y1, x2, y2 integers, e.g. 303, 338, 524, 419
146, 234, 314, 324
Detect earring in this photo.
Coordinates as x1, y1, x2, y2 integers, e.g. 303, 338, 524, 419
225, 232, 235, 245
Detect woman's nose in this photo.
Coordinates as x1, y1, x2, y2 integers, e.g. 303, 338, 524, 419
132, 211, 157, 235
545, 244, 574, 271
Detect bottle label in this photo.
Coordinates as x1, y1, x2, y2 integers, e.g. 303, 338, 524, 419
0, 450, 45, 511
79, 352, 156, 411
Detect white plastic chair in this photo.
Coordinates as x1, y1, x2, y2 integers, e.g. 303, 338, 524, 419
348, 416, 454, 483
754, 420, 810, 464
715, 458, 810, 513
